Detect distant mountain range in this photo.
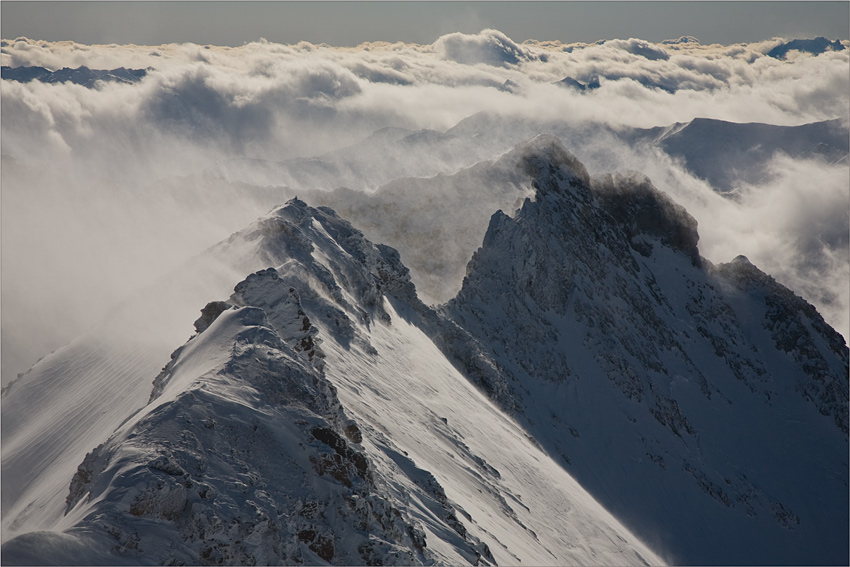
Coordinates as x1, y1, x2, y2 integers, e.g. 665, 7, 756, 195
1, 65, 147, 87
216, 112, 848, 197
626, 117, 849, 192
767, 37, 846, 59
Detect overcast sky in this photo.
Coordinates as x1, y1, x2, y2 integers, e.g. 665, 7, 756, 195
2, 1, 848, 47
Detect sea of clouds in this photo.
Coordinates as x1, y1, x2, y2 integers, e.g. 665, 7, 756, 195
2, 29, 848, 383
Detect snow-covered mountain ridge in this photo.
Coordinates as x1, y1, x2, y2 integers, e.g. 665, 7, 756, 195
50, 266, 460, 565
444, 136, 848, 564
2, 136, 847, 565
2, 193, 663, 565
219, 113, 848, 196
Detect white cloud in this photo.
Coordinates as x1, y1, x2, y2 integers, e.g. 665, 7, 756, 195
2, 30, 848, 382
596, 146, 849, 340
605, 38, 671, 61
433, 29, 536, 67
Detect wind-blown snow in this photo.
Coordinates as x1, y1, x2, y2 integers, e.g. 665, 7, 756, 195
443, 138, 848, 564
1, 28, 848, 565
3, 139, 846, 565
2, 31, 848, 383
3, 196, 665, 565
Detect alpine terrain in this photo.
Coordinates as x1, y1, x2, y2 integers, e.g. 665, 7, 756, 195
2, 137, 847, 566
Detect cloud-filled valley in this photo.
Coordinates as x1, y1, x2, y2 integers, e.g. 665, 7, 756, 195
2, 29, 849, 384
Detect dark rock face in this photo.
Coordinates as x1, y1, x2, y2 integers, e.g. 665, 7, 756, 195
594, 173, 701, 266
1, 65, 148, 87
444, 136, 849, 565
193, 301, 231, 333
716, 255, 849, 434
767, 37, 846, 59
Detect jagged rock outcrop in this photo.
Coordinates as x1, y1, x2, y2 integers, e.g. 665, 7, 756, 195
444, 135, 849, 565
3, 136, 845, 566
59, 270, 435, 565
715, 255, 849, 433
254, 199, 518, 414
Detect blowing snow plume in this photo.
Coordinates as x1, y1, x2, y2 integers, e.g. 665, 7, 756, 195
2, 138, 846, 565
2, 30, 848, 384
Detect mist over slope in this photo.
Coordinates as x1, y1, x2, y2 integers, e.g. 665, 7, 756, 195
444, 136, 848, 565
2, 139, 846, 565
2, 30, 848, 386
2, 192, 666, 566
2, 32, 848, 564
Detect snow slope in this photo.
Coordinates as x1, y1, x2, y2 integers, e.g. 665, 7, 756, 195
627, 117, 850, 192
311, 145, 535, 304
1, 211, 300, 541
2, 199, 662, 565
1, 328, 169, 540
2, 136, 846, 565
444, 135, 849, 565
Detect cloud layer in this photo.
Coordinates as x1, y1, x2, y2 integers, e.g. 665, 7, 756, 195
2, 30, 848, 382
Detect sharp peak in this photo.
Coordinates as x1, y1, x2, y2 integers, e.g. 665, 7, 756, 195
271, 196, 339, 219
718, 254, 771, 282
504, 134, 591, 187
496, 137, 703, 265
730, 254, 755, 267
281, 195, 310, 209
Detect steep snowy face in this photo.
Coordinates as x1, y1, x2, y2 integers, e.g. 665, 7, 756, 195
311, 133, 605, 307
31, 271, 435, 566
312, 142, 537, 305
714, 255, 849, 433
445, 136, 849, 565
4, 198, 663, 566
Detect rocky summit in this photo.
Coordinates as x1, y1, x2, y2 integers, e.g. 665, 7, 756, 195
2, 137, 847, 566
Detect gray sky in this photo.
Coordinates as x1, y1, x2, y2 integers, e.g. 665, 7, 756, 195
2, 2, 848, 47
